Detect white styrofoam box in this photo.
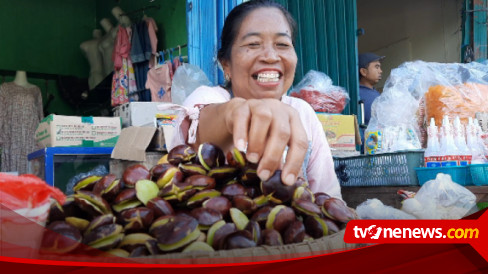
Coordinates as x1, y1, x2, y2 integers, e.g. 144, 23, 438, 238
113, 102, 170, 128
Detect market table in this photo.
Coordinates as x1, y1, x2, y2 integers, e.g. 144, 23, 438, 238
342, 186, 488, 209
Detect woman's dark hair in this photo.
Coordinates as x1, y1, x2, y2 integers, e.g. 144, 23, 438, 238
217, 0, 297, 65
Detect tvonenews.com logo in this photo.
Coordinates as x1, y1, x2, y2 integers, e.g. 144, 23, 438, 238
353, 225, 479, 240
343, 213, 487, 261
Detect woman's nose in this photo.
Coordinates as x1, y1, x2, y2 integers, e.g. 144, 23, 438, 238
260, 45, 279, 62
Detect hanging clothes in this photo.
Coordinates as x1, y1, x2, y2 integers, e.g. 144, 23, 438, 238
130, 21, 152, 64
172, 56, 182, 76
111, 26, 136, 106
130, 21, 152, 101
0, 82, 43, 174
144, 17, 158, 56
146, 61, 172, 102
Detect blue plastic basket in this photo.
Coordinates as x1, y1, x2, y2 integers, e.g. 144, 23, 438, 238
469, 164, 488, 186
415, 166, 473, 186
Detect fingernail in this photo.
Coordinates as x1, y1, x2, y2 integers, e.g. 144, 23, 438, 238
283, 173, 295, 186
258, 169, 271, 181
247, 152, 259, 163
236, 139, 246, 152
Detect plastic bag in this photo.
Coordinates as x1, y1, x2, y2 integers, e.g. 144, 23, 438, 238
365, 90, 421, 154
0, 173, 66, 256
356, 198, 416, 220
401, 173, 477, 219
171, 63, 211, 106
65, 165, 109, 195
290, 70, 349, 113
367, 61, 488, 154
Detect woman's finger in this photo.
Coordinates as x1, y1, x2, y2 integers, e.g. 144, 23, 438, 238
229, 100, 251, 152
246, 99, 272, 164
256, 106, 291, 181
280, 111, 308, 185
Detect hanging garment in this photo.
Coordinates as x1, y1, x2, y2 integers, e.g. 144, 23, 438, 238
172, 56, 182, 76
125, 26, 137, 94
111, 27, 136, 106
144, 17, 158, 56
130, 22, 152, 64
146, 62, 172, 102
111, 58, 131, 106
112, 25, 130, 71
0, 82, 43, 174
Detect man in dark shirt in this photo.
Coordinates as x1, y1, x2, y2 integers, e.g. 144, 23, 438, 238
359, 52, 385, 125
358, 53, 384, 153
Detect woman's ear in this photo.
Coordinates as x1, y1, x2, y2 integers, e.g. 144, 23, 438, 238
220, 59, 231, 79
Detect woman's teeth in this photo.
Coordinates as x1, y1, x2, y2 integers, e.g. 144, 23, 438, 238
257, 73, 280, 82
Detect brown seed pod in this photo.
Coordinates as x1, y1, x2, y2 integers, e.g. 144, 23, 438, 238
207, 166, 239, 184
283, 220, 305, 244
184, 174, 216, 190
261, 228, 283, 246
179, 163, 208, 177
261, 170, 297, 204
187, 189, 222, 208
41, 221, 82, 254
226, 147, 247, 168
167, 144, 196, 166
221, 230, 256, 250
74, 190, 112, 217
202, 196, 232, 217
206, 221, 236, 250
292, 199, 321, 217
73, 175, 102, 192
153, 215, 201, 252
304, 216, 328, 239
150, 163, 177, 181
146, 197, 175, 218
232, 194, 257, 215
314, 192, 331, 207
190, 207, 223, 230
122, 164, 151, 188
221, 183, 247, 200
196, 143, 225, 170
265, 205, 296, 234
322, 198, 355, 223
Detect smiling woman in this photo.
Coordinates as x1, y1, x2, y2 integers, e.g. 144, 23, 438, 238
172, 0, 342, 199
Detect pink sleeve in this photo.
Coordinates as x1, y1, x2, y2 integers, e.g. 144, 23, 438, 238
306, 113, 342, 199
282, 96, 342, 200
145, 18, 158, 55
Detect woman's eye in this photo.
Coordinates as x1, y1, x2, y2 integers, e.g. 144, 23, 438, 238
247, 42, 260, 47
277, 43, 291, 48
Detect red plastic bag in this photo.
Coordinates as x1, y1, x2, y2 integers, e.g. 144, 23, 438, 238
290, 70, 349, 113
0, 173, 65, 211
0, 173, 65, 257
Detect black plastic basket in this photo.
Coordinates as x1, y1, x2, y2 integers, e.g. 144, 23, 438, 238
334, 150, 425, 187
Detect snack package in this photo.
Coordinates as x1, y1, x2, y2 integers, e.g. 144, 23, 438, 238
290, 70, 349, 113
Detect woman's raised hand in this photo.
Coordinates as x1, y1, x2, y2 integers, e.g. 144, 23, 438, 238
223, 97, 308, 186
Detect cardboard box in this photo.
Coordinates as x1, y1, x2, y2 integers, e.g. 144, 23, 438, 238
316, 113, 361, 151
35, 114, 121, 147
110, 126, 165, 177
113, 102, 171, 128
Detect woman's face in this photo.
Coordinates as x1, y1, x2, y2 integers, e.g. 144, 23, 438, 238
222, 7, 297, 100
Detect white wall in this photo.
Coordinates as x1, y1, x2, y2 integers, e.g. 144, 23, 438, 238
357, 0, 463, 90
